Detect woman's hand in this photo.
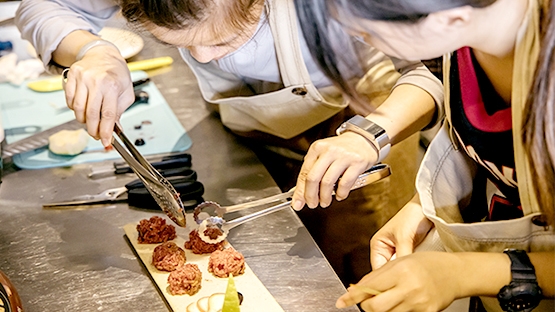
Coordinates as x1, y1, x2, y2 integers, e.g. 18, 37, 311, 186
337, 252, 462, 312
370, 194, 433, 270
291, 131, 378, 210
290, 83, 438, 211
63, 44, 134, 147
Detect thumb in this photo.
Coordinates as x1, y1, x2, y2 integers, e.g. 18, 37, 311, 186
292, 169, 309, 211
393, 239, 414, 258
371, 252, 389, 270
291, 187, 306, 211
370, 239, 395, 270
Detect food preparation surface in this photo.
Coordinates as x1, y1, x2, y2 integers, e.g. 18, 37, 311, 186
0, 105, 359, 312
124, 219, 284, 312
0, 16, 359, 311
0, 71, 191, 169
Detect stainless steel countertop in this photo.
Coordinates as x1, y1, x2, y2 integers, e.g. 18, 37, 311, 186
0, 19, 359, 312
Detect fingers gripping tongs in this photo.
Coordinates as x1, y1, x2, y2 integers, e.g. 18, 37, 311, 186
196, 163, 392, 244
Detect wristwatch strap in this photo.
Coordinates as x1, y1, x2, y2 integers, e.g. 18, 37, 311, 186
504, 249, 537, 282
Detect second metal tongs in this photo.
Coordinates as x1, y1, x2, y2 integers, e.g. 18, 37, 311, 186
196, 163, 391, 243
112, 123, 186, 226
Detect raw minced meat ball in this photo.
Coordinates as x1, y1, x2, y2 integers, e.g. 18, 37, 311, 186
137, 216, 176, 244
208, 248, 245, 278
152, 242, 186, 272
167, 263, 202, 295
184, 229, 225, 254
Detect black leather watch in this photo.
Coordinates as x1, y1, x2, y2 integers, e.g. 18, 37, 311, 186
497, 249, 543, 312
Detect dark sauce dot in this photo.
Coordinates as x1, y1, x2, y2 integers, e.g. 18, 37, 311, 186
134, 124, 142, 130
134, 138, 146, 146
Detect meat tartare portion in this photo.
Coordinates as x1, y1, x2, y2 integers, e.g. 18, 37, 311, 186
152, 242, 186, 272
136, 216, 176, 244
184, 229, 225, 254
167, 263, 202, 296
208, 248, 245, 278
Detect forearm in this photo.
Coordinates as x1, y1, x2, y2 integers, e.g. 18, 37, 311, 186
452, 252, 511, 298
365, 84, 437, 145
15, 0, 119, 69
453, 251, 554, 299
529, 252, 555, 297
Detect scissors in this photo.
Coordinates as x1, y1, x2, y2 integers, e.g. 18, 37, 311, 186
43, 170, 204, 209
88, 152, 192, 178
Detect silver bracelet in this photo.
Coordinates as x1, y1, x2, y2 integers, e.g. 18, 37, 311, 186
76, 39, 119, 61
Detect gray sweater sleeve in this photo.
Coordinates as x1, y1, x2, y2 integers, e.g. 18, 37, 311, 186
15, 0, 120, 73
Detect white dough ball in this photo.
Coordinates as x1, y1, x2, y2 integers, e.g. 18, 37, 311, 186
48, 128, 89, 155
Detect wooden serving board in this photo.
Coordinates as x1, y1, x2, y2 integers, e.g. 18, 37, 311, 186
123, 220, 284, 312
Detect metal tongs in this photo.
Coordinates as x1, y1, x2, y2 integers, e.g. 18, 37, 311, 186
112, 123, 187, 226
195, 163, 391, 243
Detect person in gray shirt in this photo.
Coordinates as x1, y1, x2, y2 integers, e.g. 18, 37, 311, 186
16, 0, 443, 285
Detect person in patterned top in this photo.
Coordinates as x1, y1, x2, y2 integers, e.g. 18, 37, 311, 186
294, 0, 555, 311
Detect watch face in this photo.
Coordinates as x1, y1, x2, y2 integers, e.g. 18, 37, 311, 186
508, 294, 540, 311
498, 283, 542, 312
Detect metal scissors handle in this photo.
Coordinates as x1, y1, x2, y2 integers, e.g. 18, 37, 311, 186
43, 187, 128, 208
43, 173, 203, 209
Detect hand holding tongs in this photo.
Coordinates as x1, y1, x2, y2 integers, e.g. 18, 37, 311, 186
193, 163, 391, 222
111, 123, 187, 226
196, 163, 391, 243
60, 70, 186, 226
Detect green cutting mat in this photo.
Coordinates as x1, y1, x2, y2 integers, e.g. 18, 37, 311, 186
0, 71, 191, 169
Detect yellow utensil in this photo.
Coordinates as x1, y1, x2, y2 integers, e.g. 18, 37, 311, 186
126, 56, 173, 71
27, 56, 173, 92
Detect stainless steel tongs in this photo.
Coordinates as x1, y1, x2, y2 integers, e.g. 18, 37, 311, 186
112, 123, 187, 226
196, 163, 391, 243
193, 163, 392, 223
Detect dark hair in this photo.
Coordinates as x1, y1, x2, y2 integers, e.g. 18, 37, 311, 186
119, 0, 261, 31
296, 0, 495, 97
295, 0, 353, 97
523, 0, 554, 224
330, 0, 495, 21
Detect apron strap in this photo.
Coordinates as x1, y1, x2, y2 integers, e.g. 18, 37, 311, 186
442, 52, 460, 150
266, 0, 312, 87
